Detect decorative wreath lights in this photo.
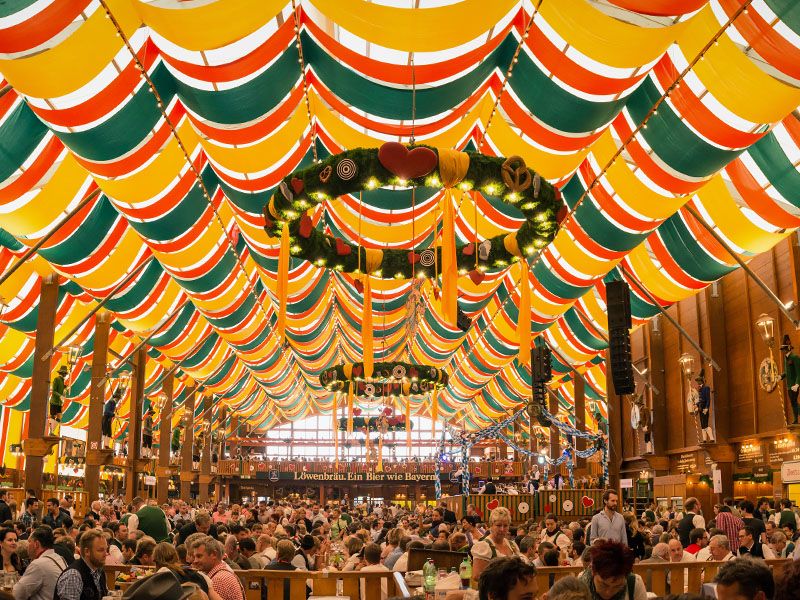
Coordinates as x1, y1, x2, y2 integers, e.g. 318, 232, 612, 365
320, 361, 448, 397
263, 143, 564, 281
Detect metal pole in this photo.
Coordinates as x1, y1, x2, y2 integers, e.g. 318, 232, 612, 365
96, 298, 191, 388
43, 257, 152, 360
685, 204, 800, 328
618, 264, 721, 372
0, 189, 101, 288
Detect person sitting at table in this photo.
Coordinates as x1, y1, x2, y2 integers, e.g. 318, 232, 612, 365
0, 529, 24, 579
12, 527, 67, 600
152, 541, 221, 600
714, 559, 774, 600
471, 507, 520, 584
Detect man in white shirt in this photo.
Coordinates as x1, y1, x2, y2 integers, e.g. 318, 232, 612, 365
707, 535, 735, 562
359, 543, 389, 600
13, 527, 68, 600
539, 515, 571, 552
668, 539, 695, 564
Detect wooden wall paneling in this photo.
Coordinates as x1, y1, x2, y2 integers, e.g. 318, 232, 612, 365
663, 306, 684, 451
704, 283, 729, 441
723, 271, 756, 438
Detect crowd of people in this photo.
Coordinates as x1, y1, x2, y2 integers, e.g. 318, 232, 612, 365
0, 487, 798, 600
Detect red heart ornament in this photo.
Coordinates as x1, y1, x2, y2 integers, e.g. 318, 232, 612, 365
468, 269, 485, 285
378, 142, 438, 180
544, 503, 551, 513
407, 251, 420, 264
335, 238, 352, 256
581, 496, 594, 508
353, 408, 362, 417
354, 279, 364, 294
352, 365, 363, 378
291, 177, 304, 195
298, 215, 313, 238
462, 244, 474, 256
486, 499, 499, 511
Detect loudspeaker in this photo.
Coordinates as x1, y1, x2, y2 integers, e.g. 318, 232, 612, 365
532, 346, 552, 383
609, 327, 635, 395
606, 280, 632, 331
606, 280, 635, 395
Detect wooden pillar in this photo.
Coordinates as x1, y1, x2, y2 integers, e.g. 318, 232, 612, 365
198, 395, 213, 504
549, 391, 559, 464
229, 415, 239, 458
180, 388, 197, 499
647, 318, 668, 458
23, 275, 60, 499
124, 347, 147, 503
156, 374, 174, 504
606, 349, 622, 492
85, 313, 111, 501
574, 374, 586, 471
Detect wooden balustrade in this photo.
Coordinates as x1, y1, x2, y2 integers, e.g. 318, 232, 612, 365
104, 566, 407, 600
220, 459, 527, 477
105, 559, 792, 599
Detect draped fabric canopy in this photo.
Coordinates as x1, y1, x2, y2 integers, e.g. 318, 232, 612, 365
0, 0, 798, 459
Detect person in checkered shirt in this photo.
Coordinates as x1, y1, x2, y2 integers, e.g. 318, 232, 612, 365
192, 535, 245, 600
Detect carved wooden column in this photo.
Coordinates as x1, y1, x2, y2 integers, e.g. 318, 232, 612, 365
24, 275, 60, 498
214, 406, 227, 503
85, 313, 112, 501
124, 347, 147, 503
156, 373, 174, 504
198, 395, 213, 504
180, 387, 197, 499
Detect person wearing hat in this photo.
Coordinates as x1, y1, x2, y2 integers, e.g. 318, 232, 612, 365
103, 388, 121, 449
142, 404, 155, 459
782, 334, 800, 424
695, 372, 715, 443
121, 570, 201, 600
48, 365, 68, 435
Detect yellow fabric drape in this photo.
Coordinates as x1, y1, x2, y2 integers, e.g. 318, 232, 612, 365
518, 260, 531, 366
406, 398, 412, 451
362, 276, 373, 378
277, 225, 290, 344
347, 383, 354, 434
437, 149, 470, 326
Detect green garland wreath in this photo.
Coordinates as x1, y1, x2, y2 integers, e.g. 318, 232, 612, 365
320, 361, 448, 396
263, 143, 564, 279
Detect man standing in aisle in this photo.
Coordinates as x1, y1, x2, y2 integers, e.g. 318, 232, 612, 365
782, 334, 800, 424
678, 498, 706, 548
126, 497, 170, 543
588, 490, 627, 544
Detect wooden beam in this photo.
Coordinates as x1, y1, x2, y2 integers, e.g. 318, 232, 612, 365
574, 374, 586, 470
85, 313, 111, 501
124, 347, 147, 503
156, 374, 174, 504
181, 389, 197, 499
199, 395, 213, 503
24, 275, 60, 498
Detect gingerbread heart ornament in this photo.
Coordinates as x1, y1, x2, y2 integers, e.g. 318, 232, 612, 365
486, 499, 499, 511
581, 495, 595, 509
378, 142, 438, 181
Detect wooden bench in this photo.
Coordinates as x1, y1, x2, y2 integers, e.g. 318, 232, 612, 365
535, 559, 792, 595
107, 565, 406, 600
